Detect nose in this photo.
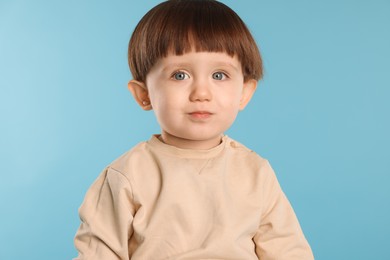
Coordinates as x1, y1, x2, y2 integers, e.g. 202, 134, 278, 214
189, 79, 212, 102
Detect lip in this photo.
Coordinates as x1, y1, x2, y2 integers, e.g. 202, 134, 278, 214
188, 111, 213, 119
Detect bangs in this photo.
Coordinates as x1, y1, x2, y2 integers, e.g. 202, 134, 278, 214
160, 1, 243, 56
129, 0, 262, 82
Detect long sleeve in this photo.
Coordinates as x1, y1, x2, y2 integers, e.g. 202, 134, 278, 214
253, 161, 314, 260
74, 167, 136, 260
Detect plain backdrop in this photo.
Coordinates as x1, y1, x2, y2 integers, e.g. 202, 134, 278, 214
1, 0, 389, 259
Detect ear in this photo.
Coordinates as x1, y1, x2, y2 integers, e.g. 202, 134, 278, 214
127, 80, 152, 110
239, 79, 257, 110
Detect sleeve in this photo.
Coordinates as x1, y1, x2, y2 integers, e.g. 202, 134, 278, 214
253, 161, 314, 260
73, 167, 137, 260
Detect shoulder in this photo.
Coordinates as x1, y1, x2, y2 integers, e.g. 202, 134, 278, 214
106, 140, 153, 177
224, 136, 275, 179
225, 136, 268, 164
224, 137, 278, 206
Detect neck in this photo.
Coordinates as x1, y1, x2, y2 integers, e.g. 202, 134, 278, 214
159, 132, 223, 150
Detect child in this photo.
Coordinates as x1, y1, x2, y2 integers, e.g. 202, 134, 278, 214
74, 0, 314, 259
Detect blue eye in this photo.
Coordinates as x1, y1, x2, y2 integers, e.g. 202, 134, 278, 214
173, 71, 189, 80
212, 72, 226, 80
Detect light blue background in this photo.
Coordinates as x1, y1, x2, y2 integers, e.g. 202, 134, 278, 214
1, 0, 389, 259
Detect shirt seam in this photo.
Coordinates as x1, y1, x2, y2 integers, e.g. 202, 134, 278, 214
107, 166, 136, 203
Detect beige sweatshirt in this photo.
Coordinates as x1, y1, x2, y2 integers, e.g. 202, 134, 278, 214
74, 135, 313, 259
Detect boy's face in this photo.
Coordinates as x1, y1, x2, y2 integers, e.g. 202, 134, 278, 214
129, 51, 257, 149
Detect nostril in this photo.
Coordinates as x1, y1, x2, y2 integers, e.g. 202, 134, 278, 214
189, 85, 212, 102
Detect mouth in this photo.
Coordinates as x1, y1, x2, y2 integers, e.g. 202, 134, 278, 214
188, 111, 213, 119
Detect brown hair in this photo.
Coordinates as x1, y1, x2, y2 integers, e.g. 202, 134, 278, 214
128, 0, 262, 82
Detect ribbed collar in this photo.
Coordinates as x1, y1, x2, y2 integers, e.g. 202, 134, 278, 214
147, 134, 228, 159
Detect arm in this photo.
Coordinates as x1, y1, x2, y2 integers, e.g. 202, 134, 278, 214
74, 167, 136, 260
253, 161, 314, 260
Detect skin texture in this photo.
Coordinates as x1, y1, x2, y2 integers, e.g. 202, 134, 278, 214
128, 51, 257, 150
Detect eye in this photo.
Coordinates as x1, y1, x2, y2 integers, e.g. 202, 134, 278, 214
172, 71, 189, 80
212, 72, 226, 80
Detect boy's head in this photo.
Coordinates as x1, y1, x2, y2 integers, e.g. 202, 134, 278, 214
127, 0, 262, 149
128, 0, 262, 83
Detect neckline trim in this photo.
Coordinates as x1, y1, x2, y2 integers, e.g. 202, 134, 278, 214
147, 134, 228, 159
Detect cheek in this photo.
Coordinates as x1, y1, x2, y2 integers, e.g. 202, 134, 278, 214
151, 90, 182, 117
220, 88, 243, 109
149, 87, 168, 109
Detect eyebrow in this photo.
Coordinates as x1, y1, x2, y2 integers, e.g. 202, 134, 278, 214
161, 61, 240, 73
214, 62, 240, 72
161, 63, 191, 72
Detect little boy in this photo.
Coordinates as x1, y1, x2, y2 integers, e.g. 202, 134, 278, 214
74, 0, 314, 259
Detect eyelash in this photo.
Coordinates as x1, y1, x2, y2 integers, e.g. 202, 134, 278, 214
171, 71, 229, 81
212, 72, 228, 80
171, 71, 190, 80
